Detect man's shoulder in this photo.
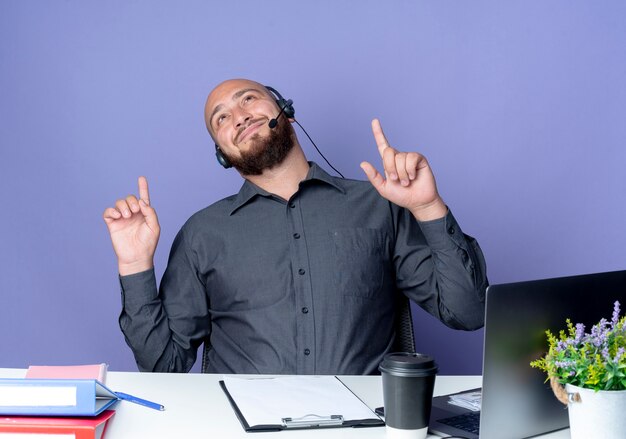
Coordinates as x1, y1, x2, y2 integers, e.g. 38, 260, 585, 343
336, 176, 375, 191
330, 176, 388, 202
180, 194, 239, 231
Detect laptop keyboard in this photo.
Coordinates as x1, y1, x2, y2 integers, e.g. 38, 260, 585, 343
437, 411, 480, 435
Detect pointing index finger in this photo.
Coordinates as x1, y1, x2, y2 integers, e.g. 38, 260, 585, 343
371, 118, 390, 157
138, 176, 150, 205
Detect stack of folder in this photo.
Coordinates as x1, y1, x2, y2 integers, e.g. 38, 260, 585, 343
0, 364, 115, 439
0, 411, 115, 439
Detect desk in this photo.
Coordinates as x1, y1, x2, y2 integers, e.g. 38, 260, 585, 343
0, 368, 569, 438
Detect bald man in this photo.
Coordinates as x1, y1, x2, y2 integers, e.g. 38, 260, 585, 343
103, 79, 487, 374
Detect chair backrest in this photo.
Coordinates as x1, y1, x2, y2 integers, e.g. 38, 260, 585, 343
392, 293, 416, 353
201, 295, 416, 373
201, 335, 211, 374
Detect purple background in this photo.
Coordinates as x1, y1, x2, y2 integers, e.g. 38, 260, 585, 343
1, 1, 624, 374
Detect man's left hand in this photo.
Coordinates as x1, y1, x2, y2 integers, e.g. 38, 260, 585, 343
360, 118, 448, 222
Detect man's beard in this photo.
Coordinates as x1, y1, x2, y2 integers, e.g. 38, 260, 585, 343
224, 119, 296, 176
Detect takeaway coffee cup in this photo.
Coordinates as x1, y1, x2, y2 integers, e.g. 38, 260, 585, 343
379, 352, 438, 439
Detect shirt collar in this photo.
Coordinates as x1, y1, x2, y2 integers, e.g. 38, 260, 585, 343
229, 162, 346, 215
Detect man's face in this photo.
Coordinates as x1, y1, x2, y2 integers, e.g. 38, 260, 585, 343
204, 79, 295, 175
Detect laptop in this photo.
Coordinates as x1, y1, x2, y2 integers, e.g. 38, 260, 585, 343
428, 269, 626, 439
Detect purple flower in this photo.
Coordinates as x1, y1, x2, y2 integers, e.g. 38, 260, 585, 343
555, 360, 574, 369
612, 301, 621, 328
590, 318, 609, 347
614, 347, 625, 364
574, 323, 585, 344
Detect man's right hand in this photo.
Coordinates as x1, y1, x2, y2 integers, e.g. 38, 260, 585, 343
103, 176, 160, 276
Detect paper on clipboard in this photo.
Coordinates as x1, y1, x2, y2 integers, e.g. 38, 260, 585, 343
221, 375, 382, 430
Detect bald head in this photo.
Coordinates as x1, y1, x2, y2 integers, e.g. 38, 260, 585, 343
204, 79, 276, 138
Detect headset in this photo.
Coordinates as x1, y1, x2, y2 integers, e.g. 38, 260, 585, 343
214, 86, 295, 169
214, 85, 344, 178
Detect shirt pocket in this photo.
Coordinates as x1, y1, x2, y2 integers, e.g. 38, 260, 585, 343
331, 228, 387, 299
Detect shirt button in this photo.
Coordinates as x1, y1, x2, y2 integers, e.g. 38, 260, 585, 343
302, 307, 309, 314
293, 233, 301, 239
304, 349, 311, 356
447, 226, 455, 235
298, 268, 306, 275
289, 203, 296, 208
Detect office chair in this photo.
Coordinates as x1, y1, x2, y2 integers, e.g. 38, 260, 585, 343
391, 293, 416, 354
201, 295, 416, 373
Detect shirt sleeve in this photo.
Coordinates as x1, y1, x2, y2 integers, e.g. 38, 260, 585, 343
393, 208, 488, 330
118, 227, 210, 372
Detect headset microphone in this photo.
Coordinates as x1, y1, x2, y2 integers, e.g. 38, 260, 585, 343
268, 99, 293, 129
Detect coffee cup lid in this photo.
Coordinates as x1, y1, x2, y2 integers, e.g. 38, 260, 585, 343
379, 352, 438, 377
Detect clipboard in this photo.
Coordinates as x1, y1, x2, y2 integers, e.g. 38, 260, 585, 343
219, 376, 384, 432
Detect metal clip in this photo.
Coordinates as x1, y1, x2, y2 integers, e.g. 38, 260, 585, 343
282, 414, 344, 428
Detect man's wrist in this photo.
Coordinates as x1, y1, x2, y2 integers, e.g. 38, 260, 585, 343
119, 260, 154, 276
409, 198, 448, 222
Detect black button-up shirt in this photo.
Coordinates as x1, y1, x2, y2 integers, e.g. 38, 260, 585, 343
119, 163, 487, 374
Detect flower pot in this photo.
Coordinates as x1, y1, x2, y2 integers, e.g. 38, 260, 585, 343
565, 383, 626, 439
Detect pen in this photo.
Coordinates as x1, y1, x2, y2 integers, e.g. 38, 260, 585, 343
116, 392, 165, 411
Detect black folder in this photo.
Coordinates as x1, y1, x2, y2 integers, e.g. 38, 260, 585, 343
219, 376, 384, 432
